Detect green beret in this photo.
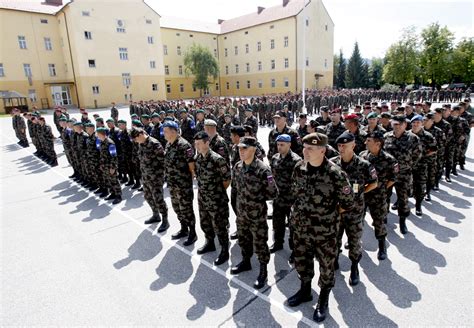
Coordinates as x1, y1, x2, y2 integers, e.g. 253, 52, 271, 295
130, 114, 139, 119
367, 112, 378, 119
141, 114, 150, 119
158, 111, 166, 115
95, 117, 104, 122
96, 127, 108, 134
151, 112, 160, 118
117, 119, 127, 124
106, 118, 115, 123
73, 122, 83, 127
84, 122, 95, 128
58, 117, 68, 122
179, 109, 187, 114
196, 109, 205, 114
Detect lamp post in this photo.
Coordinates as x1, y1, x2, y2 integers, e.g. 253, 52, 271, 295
301, 0, 307, 114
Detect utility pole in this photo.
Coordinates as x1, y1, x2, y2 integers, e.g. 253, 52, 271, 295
301, 0, 307, 114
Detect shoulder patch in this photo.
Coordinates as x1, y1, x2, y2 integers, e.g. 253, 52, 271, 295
370, 167, 377, 179
108, 143, 117, 157
186, 147, 194, 158
393, 162, 400, 174
267, 174, 275, 184
343, 185, 351, 195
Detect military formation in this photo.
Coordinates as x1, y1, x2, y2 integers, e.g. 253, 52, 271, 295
10, 91, 473, 323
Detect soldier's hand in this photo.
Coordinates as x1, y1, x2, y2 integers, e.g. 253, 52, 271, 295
110, 168, 115, 175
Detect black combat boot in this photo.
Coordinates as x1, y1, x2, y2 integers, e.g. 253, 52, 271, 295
131, 180, 141, 190
377, 237, 387, 260
125, 177, 135, 186
50, 159, 58, 167
171, 222, 188, 239
415, 199, 423, 216
460, 163, 465, 170
452, 166, 458, 176
270, 229, 284, 253
334, 254, 340, 271
197, 238, 216, 255
349, 259, 360, 286
69, 171, 78, 179
214, 239, 229, 266
105, 193, 116, 201
144, 213, 161, 224
425, 191, 431, 201
399, 216, 408, 234
313, 287, 331, 323
99, 189, 109, 198
230, 231, 238, 240
112, 195, 122, 204
391, 200, 398, 211
183, 224, 197, 246
230, 259, 252, 274
157, 212, 169, 233
445, 166, 452, 182
88, 184, 98, 191
253, 263, 268, 289
287, 280, 313, 307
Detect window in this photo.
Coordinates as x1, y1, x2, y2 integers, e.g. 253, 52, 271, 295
284, 78, 289, 87
146, 19, 152, 24
189, 34, 193, 38
193, 86, 197, 92
271, 78, 276, 88
179, 84, 184, 92
88, 59, 96, 68
270, 25, 274, 29
48, 63, 56, 76
245, 44, 249, 53
258, 80, 263, 88
225, 66, 228, 75
147, 36, 154, 44
325, 24, 328, 31
40, 19, 48, 24
224, 48, 228, 57
214, 49, 217, 57
257, 41, 261, 51
119, 47, 128, 60
23, 64, 32, 77
166, 84, 171, 93
163, 45, 168, 55
324, 59, 328, 68
150, 60, 156, 69
84, 31, 92, 40
236, 81, 240, 89
0, 63, 4, 77
82, 11, 90, 16
92, 86, 100, 94
177, 46, 181, 55
247, 80, 251, 89
117, 27, 126, 33
305, 18, 309, 26
178, 65, 183, 75
235, 64, 239, 74
152, 83, 158, 91
226, 82, 229, 90
234, 46, 238, 55
18, 36, 27, 49
165, 65, 169, 75
245, 31, 248, 35
271, 59, 275, 70
270, 39, 275, 49
44, 37, 52, 51
258, 61, 262, 71
246, 63, 250, 73
284, 36, 289, 47
122, 73, 131, 86
176, 33, 180, 36
284, 58, 289, 68
28, 89, 37, 102
215, 83, 219, 91
306, 57, 309, 67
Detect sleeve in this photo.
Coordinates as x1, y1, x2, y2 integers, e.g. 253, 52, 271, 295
217, 157, 231, 181
412, 135, 423, 165
336, 170, 354, 211
262, 166, 279, 201
366, 162, 378, 186
183, 142, 195, 163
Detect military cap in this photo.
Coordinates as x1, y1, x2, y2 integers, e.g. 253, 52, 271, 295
67, 118, 75, 123
179, 108, 187, 114
141, 114, 150, 119
380, 112, 392, 119
245, 108, 253, 112
407, 101, 415, 106
106, 118, 115, 123
58, 117, 68, 122
204, 119, 217, 126
166, 110, 175, 114
151, 112, 160, 118
309, 119, 318, 128
276, 134, 291, 143
342, 108, 350, 114
117, 119, 127, 124
230, 126, 245, 137
451, 105, 460, 112
96, 127, 108, 134
162, 121, 179, 130
194, 131, 209, 141
424, 112, 435, 120
336, 132, 355, 144
381, 104, 389, 109
31, 112, 39, 117
391, 115, 407, 123
93, 113, 100, 117
367, 112, 378, 119
283, 104, 289, 109
316, 126, 326, 134
243, 125, 254, 134
196, 109, 205, 114
434, 108, 443, 114
130, 114, 139, 118
224, 113, 231, 118
159, 111, 166, 115
131, 119, 143, 127
367, 131, 385, 140
273, 111, 287, 118
410, 114, 423, 123
238, 136, 257, 148
130, 127, 144, 139
302, 132, 327, 146
443, 104, 451, 108
95, 117, 104, 122
73, 122, 83, 127
84, 122, 95, 128
82, 111, 89, 115
299, 113, 307, 118
330, 108, 341, 114
38, 117, 46, 121
320, 106, 329, 112
344, 113, 358, 121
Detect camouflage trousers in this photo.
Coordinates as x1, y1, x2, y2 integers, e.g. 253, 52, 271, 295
293, 214, 339, 288
452, 142, 464, 167
365, 188, 388, 239
230, 187, 238, 217
142, 177, 167, 216
338, 204, 364, 262
258, 111, 265, 125
236, 203, 270, 264
412, 163, 427, 201
131, 158, 142, 181
198, 192, 229, 244
459, 137, 469, 166
43, 140, 57, 160
272, 201, 293, 248
169, 184, 196, 227
443, 143, 454, 172
437, 149, 446, 181
392, 170, 412, 218
14, 129, 28, 143
426, 156, 437, 191
103, 167, 122, 196
86, 159, 101, 186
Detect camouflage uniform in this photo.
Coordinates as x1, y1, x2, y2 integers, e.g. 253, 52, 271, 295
72, 130, 88, 179
424, 125, 445, 191
434, 119, 453, 179
244, 114, 259, 135
61, 127, 74, 167
291, 159, 354, 287
98, 137, 122, 196
39, 123, 57, 162
12, 114, 28, 145
325, 122, 346, 148
232, 157, 278, 265
411, 129, 436, 202
267, 126, 302, 161
118, 128, 134, 181
209, 134, 230, 164
85, 132, 102, 188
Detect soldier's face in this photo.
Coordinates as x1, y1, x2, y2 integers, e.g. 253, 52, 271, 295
164, 127, 178, 141
303, 144, 325, 162
337, 142, 355, 157
277, 142, 291, 154
368, 118, 378, 126
391, 121, 405, 134
366, 138, 381, 153
423, 118, 433, 129
194, 139, 209, 155
411, 120, 422, 132
238, 146, 255, 162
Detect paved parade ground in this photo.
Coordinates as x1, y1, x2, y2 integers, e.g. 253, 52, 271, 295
1, 106, 473, 327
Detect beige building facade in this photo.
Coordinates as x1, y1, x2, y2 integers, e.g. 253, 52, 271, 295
0, 0, 333, 113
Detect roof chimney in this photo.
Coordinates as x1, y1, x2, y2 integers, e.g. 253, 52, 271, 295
44, 0, 63, 6
218, 19, 225, 24
257, 6, 265, 14
283, 0, 290, 7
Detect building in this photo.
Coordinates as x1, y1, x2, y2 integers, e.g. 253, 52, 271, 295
0, 0, 333, 113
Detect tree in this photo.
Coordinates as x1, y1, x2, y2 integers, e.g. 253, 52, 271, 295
336, 50, 346, 88
183, 44, 219, 96
383, 26, 419, 86
361, 61, 370, 88
368, 58, 384, 89
345, 42, 365, 88
333, 53, 339, 87
419, 22, 454, 87
451, 37, 474, 83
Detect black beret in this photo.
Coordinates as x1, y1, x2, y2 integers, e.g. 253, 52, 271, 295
238, 136, 257, 148
367, 131, 385, 140
336, 132, 355, 144
230, 126, 245, 137
194, 131, 209, 141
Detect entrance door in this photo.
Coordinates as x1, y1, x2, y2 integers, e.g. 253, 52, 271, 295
51, 86, 72, 106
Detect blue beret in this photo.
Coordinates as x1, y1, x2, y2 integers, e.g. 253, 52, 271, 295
162, 121, 179, 130
276, 134, 291, 143
411, 114, 423, 123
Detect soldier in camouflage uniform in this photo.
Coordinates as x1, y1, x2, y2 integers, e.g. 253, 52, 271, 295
360, 131, 399, 260
243, 108, 258, 135
269, 134, 301, 256
344, 113, 368, 154
96, 127, 122, 204
230, 137, 278, 290
434, 107, 454, 183
287, 132, 354, 323
37, 117, 57, 166
410, 115, 437, 216
163, 121, 197, 246
384, 115, 422, 234
84, 123, 102, 191
204, 119, 230, 164
267, 111, 302, 161
130, 127, 169, 232
110, 102, 119, 123
193, 131, 231, 266
129, 120, 143, 190
62, 118, 78, 179
423, 112, 446, 199
12, 108, 29, 148
331, 132, 378, 286
325, 108, 346, 148
71, 122, 88, 183
179, 109, 196, 145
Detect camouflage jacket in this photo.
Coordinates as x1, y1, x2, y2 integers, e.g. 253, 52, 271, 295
383, 131, 422, 172
99, 137, 118, 171
325, 121, 346, 148
270, 150, 302, 206
138, 136, 165, 178
164, 136, 195, 189
209, 134, 230, 164
195, 149, 231, 203
267, 125, 302, 161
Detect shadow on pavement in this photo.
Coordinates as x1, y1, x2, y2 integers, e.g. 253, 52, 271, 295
149, 246, 194, 291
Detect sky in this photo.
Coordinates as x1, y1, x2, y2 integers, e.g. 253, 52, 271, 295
147, 0, 473, 59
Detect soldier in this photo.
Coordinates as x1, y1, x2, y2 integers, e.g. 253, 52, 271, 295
129, 120, 143, 190
433, 108, 454, 183
37, 117, 58, 166
297, 113, 309, 138
287, 132, 353, 323
315, 106, 331, 126
130, 127, 169, 232
117, 120, 134, 184
84, 123, 101, 191
343, 113, 368, 154
179, 109, 196, 145
150, 113, 167, 148
231, 137, 278, 290
228, 126, 246, 240
423, 113, 445, 199
194, 131, 231, 265
360, 131, 398, 260
325, 108, 346, 148
71, 122, 88, 183
458, 102, 473, 170
11, 108, 29, 148
243, 108, 258, 135
62, 118, 78, 178
379, 112, 393, 132
269, 134, 302, 255
221, 114, 233, 145
384, 115, 422, 233
267, 111, 302, 161
195, 109, 205, 133
448, 106, 468, 176
163, 121, 197, 246
110, 102, 119, 123
363, 112, 386, 134
204, 119, 230, 163
96, 127, 122, 204
331, 132, 378, 285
